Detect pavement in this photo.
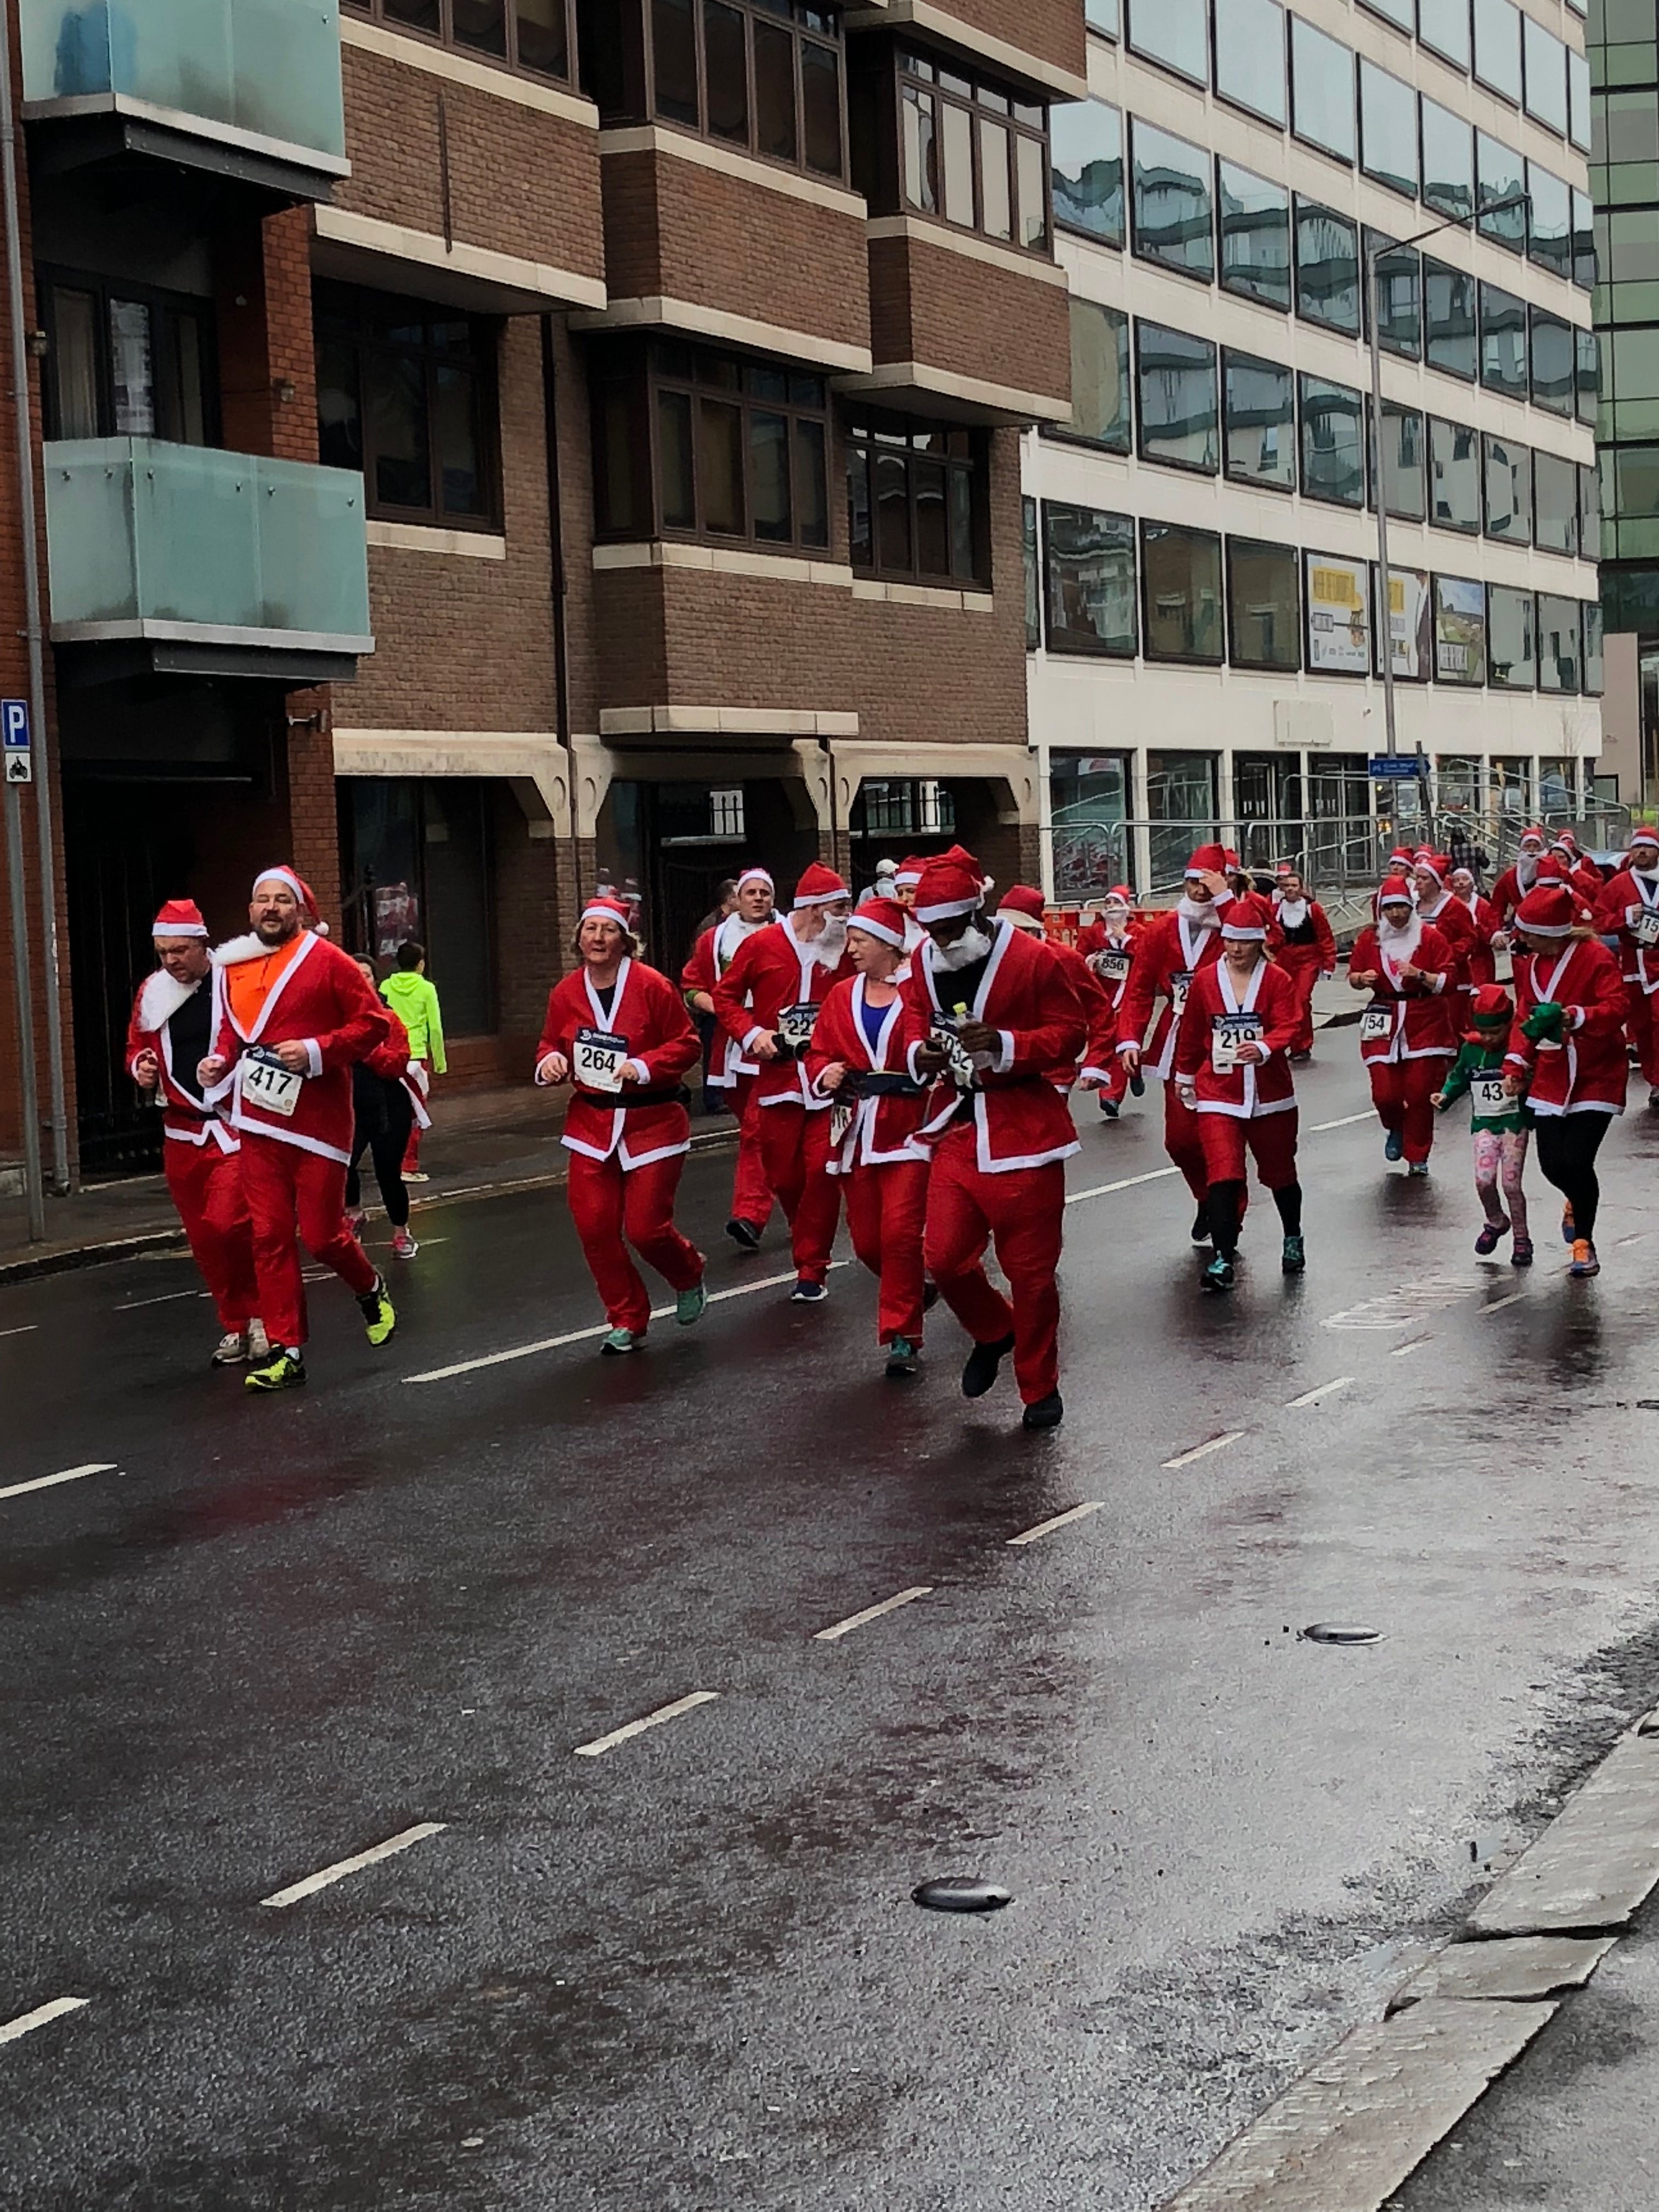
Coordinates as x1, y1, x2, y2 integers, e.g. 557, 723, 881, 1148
3, 1031, 1659, 2208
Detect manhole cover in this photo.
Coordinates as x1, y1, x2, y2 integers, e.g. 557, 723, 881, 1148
1301, 1623, 1384, 1645
912, 1877, 1012, 1913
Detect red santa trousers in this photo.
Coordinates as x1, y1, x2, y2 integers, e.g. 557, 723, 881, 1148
1198, 1108, 1300, 1191
1368, 1059, 1442, 1166
400, 1059, 430, 1173
1093, 1053, 1130, 1107
566, 1149, 704, 1334
842, 1158, 929, 1345
923, 1124, 1064, 1407
1625, 983, 1659, 1088
729, 1075, 776, 1234
165, 1141, 259, 1332
758, 1101, 842, 1285
238, 1135, 379, 1350
1163, 1080, 1210, 1202
1277, 946, 1321, 1057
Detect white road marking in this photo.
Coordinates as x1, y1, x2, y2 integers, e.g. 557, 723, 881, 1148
115, 1286, 208, 1311
1322, 1277, 1475, 1330
0, 1462, 117, 1503
0, 1324, 38, 1339
573, 1691, 720, 1758
1618, 1232, 1651, 1248
813, 1585, 933, 1642
1286, 1376, 1353, 1408
1309, 1110, 1376, 1132
0, 1996, 89, 2047
1007, 1500, 1105, 1547
1066, 1166, 1179, 1205
1163, 1431, 1245, 1470
1478, 1290, 1528, 1316
1391, 1336, 1432, 1357
259, 1821, 447, 1909
403, 1265, 849, 1384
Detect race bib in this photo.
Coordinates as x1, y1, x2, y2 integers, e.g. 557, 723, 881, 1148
1360, 1006, 1395, 1045
830, 1099, 855, 1147
1096, 951, 1130, 984
1168, 970, 1194, 1019
1470, 1073, 1511, 1116
1630, 907, 1659, 950
573, 1028, 630, 1092
240, 1045, 303, 1120
1211, 1013, 1264, 1073
777, 1002, 820, 1052
930, 1015, 980, 1092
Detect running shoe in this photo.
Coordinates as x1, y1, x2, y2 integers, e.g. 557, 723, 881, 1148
1281, 1234, 1306, 1276
600, 1328, 642, 1355
726, 1217, 763, 1252
1407, 1161, 1431, 1178
404, 1171, 430, 1184
358, 1276, 397, 1347
1098, 1099, 1120, 1120
1022, 1391, 1064, 1431
392, 1226, 419, 1260
790, 1278, 828, 1304
885, 1336, 920, 1379
962, 1330, 1015, 1398
1650, 1087, 1659, 1113
1512, 1239, 1534, 1267
1201, 1255, 1236, 1294
676, 1281, 708, 1327
1570, 1238, 1600, 1278
1385, 1130, 1406, 1163
247, 1319, 272, 1363
212, 1330, 249, 1367
1475, 1219, 1510, 1256
346, 1208, 366, 1241
1128, 1069, 1146, 1098
1290, 1049, 1313, 1065
245, 1348, 306, 1392
1562, 1203, 1576, 1244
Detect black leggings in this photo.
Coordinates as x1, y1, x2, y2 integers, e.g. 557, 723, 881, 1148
1533, 1112, 1613, 1243
1209, 1180, 1302, 1260
347, 1085, 415, 1228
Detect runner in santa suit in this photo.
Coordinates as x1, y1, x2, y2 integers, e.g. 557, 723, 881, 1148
681, 864, 776, 1251
1491, 827, 1548, 932
1074, 887, 1144, 1116
1504, 882, 1629, 1277
1549, 830, 1607, 907
1347, 874, 1457, 1176
805, 896, 934, 1378
1592, 825, 1659, 1112
890, 857, 928, 955
1449, 865, 1504, 991
126, 898, 264, 1367
1270, 869, 1337, 1064
713, 861, 854, 1303
537, 896, 706, 1352
1173, 893, 1306, 1291
990, 887, 1121, 1106
199, 868, 397, 1391
904, 851, 1085, 1431
1116, 847, 1237, 1244
1414, 854, 1479, 1028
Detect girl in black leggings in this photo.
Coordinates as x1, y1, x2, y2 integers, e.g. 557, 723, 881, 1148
1532, 1113, 1613, 1251
347, 958, 420, 1261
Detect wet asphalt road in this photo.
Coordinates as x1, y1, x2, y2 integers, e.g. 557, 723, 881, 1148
2, 1054, 1657, 2211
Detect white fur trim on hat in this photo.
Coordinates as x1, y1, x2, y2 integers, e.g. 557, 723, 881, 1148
848, 913, 906, 950
737, 866, 774, 890
252, 866, 310, 909
1220, 917, 1268, 940
580, 901, 631, 927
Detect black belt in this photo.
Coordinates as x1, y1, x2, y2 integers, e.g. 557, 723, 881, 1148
574, 1085, 690, 1110
851, 1070, 926, 1099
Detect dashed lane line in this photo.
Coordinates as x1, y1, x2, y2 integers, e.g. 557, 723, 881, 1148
260, 1821, 448, 1909
1477, 1290, 1528, 1317
0, 1997, 89, 2048
1065, 1166, 1179, 1205
0, 1324, 37, 1339
1391, 1336, 1434, 1357
573, 1692, 720, 1759
1308, 1110, 1376, 1132
1163, 1431, 1246, 1470
1007, 1500, 1105, 1547
812, 1587, 933, 1643
0, 1462, 117, 1504
1285, 1376, 1353, 1408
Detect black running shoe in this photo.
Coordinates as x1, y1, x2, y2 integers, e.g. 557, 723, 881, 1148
962, 1331, 1015, 1399
726, 1217, 763, 1252
1022, 1392, 1064, 1431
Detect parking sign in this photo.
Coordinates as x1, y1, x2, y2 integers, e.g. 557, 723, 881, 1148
2, 698, 30, 783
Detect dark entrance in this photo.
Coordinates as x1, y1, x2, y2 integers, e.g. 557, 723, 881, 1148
598, 778, 817, 975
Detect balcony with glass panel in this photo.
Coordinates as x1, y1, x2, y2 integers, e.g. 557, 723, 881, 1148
20, 0, 347, 205
43, 439, 373, 683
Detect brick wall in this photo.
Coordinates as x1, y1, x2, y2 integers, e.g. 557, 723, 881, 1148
868, 233, 1070, 412
926, 0, 1088, 82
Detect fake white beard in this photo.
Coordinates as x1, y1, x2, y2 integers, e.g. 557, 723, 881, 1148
934, 922, 994, 971
1176, 895, 1221, 929
810, 918, 849, 966
1633, 861, 1659, 884
1517, 853, 1542, 889
1378, 912, 1423, 956
1276, 896, 1308, 930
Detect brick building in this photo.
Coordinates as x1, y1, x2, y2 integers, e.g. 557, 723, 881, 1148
0, 0, 1080, 1184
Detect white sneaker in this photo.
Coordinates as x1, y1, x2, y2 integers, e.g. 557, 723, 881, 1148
247, 1319, 271, 1363
212, 1331, 249, 1367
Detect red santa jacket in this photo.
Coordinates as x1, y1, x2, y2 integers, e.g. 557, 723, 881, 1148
1452, 893, 1504, 989
713, 917, 854, 1111
804, 975, 933, 1175
1492, 860, 1543, 927
207, 930, 393, 1164
681, 912, 771, 1087
1416, 892, 1477, 993
902, 920, 1085, 1173
1077, 910, 1145, 960
1505, 939, 1629, 1115
125, 967, 237, 1154
360, 1004, 432, 1131
537, 956, 700, 1169
1593, 865, 1659, 994
1173, 956, 1300, 1119
1271, 897, 1338, 975
1347, 922, 1458, 1063
1116, 905, 1232, 1079
1043, 936, 1119, 1089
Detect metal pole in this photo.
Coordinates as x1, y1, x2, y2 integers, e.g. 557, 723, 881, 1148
1368, 238, 1398, 770
0, 0, 67, 1193
2, 777, 43, 1239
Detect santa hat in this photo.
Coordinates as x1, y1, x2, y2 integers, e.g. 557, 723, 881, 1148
1220, 892, 1274, 941
846, 896, 909, 951
580, 895, 633, 929
152, 898, 207, 940
1514, 884, 1576, 938
252, 865, 317, 916
1550, 830, 1581, 857
1378, 874, 1415, 909
1519, 826, 1546, 849
1386, 847, 1415, 871
1534, 855, 1573, 888
1469, 984, 1515, 1028
1414, 853, 1451, 888
994, 885, 1047, 932
1630, 826, 1659, 855
1103, 884, 1134, 910
915, 849, 988, 924
736, 865, 774, 893
1186, 844, 1230, 878
792, 862, 849, 909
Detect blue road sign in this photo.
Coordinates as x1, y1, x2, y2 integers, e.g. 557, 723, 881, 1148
1, 699, 28, 783
1368, 755, 1421, 779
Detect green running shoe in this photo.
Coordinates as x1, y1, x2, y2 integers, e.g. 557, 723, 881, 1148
676, 1282, 708, 1327
885, 1336, 920, 1378
1282, 1234, 1307, 1276
245, 1348, 306, 1393
600, 1328, 643, 1355
358, 1276, 397, 1347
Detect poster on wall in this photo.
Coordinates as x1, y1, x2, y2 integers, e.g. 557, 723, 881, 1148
373, 882, 420, 962
1304, 552, 1370, 675
1372, 565, 1433, 680
1433, 575, 1487, 686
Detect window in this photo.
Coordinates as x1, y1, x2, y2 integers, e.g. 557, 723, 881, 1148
653, 0, 845, 176
899, 52, 1048, 249
1479, 283, 1527, 398
315, 283, 495, 528
1051, 754, 1132, 899
351, 0, 574, 81
1374, 565, 1432, 680
1141, 522, 1223, 662
1367, 235, 1421, 359
1487, 584, 1534, 686
1476, 136, 1526, 251
1433, 577, 1487, 685
1131, 119, 1214, 281
1536, 592, 1579, 691
1136, 322, 1218, 472
1052, 99, 1124, 245
1572, 193, 1595, 292
44, 272, 215, 445
1295, 200, 1359, 334
1300, 374, 1364, 506
1429, 416, 1480, 532
1533, 448, 1577, 554
1583, 601, 1604, 695
1418, 0, 1469, 70
1473, 0, 1521, 103
1043, 502, 1137, 655
1530, 310, 1575, 414
1578, 460, 1600, 560
1223, 350, 1295, 490
1380, 402, 1425, 519
1420, 99, 1473, 224
1227, 538, 1300, 669
1023, 496, 1040, 649
1214, 0, 1286, 126
1304, 551, 1371, 674
1051, 299, 1131, 452
1359, 0, 1412, 31
1290, 18, 1355, 164
1568, 49, 1591, 155
1576, 328, 1599, 425
1218, 161, 1291, 311
1125, 0, 1207, 87
1086, 0, 1120, 36
847, 413, 984, 584
1425, 260, 1476, 379
1522, 16, 1566, 136
1526, 164, 1571, 283
1482, 431, 1531, 541
1359, 61, 1416, 197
